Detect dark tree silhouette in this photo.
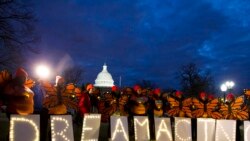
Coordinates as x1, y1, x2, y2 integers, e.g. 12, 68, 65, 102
0, 0, 39, 69
179, 63, 215, 97
135, 79, 157, 89
62, 65, 84, 85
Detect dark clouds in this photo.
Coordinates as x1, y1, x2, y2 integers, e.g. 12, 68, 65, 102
26, 0, 250, 92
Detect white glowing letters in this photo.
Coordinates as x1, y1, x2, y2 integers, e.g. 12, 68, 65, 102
174, 117, 192, 141
134, 116, 150, 141
197, 118, 216, 141
215, 120, 236, 141
8, 115, 246, 141
81, 114, 101, 141
244, 121, 250, 141
10, 115, 40, 141
110, 116, 129, 141
51, 115, 74, 141
154, 117, 172, 141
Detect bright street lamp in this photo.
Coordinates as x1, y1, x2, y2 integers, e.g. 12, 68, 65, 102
220, 81, 235, 102
221, 81, 235, 92
220, 84, 227, 92
225, 81, 235, 90
220, 84, 227, 102
35, 65, 51, 79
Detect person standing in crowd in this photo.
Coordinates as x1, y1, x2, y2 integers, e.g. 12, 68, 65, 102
78, 85, 91, 116
118, 87, 133, 116
130, 85, 148, 116
85, 83, 100, 113
4, 68, 34, 117
152, 88, 163, 116
74, 84, 92, 125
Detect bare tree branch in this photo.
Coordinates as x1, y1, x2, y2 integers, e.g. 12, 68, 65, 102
62, 66, 85, 85
178, 63, 215, 97
0, 0, 39, 69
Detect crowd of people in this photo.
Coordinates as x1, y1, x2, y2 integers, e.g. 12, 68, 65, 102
77, 83, 250, 122
1, 68, 250, 140
0, 68, 167, 121
77, 84, 167, 122
1, 67, 250, 123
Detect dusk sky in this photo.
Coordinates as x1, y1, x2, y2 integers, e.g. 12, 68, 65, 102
25, 0, 250, 93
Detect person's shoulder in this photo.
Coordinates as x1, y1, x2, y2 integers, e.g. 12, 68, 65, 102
24, 87, 35, 95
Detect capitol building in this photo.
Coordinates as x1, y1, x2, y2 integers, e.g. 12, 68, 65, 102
94, 63, 114, 93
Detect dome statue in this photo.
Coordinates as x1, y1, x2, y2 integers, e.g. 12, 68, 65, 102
94, 64, 114, 87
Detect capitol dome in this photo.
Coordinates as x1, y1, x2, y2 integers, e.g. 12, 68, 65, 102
94, 64, 114, 87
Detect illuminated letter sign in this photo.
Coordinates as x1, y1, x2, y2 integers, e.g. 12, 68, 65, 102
244, 121, 250, 141
174, 117, 192, 141
215, 119, 236, 141
9, 115, 40, 141
134, 116, 150, 140
81, 114, 101, 141
110, 116, 129, 141
154, 117, 172, 141
197, 118, 215, 141
50, 115, 74, 141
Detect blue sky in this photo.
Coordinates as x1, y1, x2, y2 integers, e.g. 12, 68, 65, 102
26, 0, 250, 93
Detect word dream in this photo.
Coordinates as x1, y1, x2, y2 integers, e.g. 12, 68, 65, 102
9, 114, 250, 141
